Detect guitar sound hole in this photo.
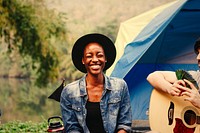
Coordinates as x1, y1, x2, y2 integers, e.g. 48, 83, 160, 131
184, 110, 196, 126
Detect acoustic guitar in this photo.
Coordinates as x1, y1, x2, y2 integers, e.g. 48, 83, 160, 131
149, 89, 200, 133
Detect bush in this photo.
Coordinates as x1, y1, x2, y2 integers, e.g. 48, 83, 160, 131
0, 120, 48, 133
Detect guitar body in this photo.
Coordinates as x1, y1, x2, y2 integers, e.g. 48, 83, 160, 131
149, 89, 200, 133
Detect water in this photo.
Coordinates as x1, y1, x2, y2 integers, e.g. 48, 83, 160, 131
0, 78, 62, 124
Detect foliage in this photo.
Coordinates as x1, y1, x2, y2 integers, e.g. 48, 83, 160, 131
0, 0, 67, 86
175, 69, 199, 89
94, 19, 119, 43
0, 0, 175, 86
0, 77, 62, 124
0, 120, 47, 133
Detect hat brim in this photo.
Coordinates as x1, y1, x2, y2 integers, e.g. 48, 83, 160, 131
72, 33, 116, 73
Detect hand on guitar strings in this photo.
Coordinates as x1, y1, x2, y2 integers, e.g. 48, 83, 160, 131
170, 79, 187, 96
180, 79, 200, 109
170, 79, 200, 108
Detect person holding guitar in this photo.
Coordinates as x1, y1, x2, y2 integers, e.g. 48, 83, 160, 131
146, 38, 200, 133
147, 38, 200, 109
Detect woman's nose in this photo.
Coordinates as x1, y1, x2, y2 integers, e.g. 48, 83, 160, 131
92, 56, 98, 62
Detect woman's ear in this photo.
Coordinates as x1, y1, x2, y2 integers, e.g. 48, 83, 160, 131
82, 58, 84, 64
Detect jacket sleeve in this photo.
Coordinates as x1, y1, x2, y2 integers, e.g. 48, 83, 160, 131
116, 80, 132, 133
60, 87, 82, 133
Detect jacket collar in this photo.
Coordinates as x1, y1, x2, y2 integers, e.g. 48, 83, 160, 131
79, 74, 112, 96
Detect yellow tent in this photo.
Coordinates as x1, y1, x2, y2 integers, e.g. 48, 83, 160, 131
106, 0, 178, 76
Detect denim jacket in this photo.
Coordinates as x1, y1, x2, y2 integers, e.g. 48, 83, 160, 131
60, 74, 132, 133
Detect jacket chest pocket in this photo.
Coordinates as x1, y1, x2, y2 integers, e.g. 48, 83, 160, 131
72, 104, 82, 112
71, 104, 85, 123
70, 97, 83, 113
108, 98, 121, 116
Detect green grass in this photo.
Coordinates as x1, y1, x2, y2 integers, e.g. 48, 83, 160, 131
0, 121, 48, 133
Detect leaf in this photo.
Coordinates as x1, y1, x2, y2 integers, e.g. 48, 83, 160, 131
175, 69, 199, 89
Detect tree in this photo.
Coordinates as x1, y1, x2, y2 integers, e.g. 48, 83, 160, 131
0, 0, 67, 86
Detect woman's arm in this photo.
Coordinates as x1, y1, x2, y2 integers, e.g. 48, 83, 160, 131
60, 88, 82, 133
116, 80, 132, 133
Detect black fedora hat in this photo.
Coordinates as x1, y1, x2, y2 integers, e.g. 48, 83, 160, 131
72, 33, 116, 73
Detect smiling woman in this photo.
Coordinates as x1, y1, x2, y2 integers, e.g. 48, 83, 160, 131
82, 42, 106, 78
60, 33, 132, 133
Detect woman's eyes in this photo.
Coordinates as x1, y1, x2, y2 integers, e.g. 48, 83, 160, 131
85, 53, 104, 58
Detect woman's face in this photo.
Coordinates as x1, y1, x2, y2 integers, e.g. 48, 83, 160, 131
82, 42, 106, 75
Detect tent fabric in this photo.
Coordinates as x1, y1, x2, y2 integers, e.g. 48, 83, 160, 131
109, 0, 200, 120
106, 0, 179, 76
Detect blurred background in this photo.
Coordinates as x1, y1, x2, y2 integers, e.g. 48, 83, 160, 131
0, 0, 174, 124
